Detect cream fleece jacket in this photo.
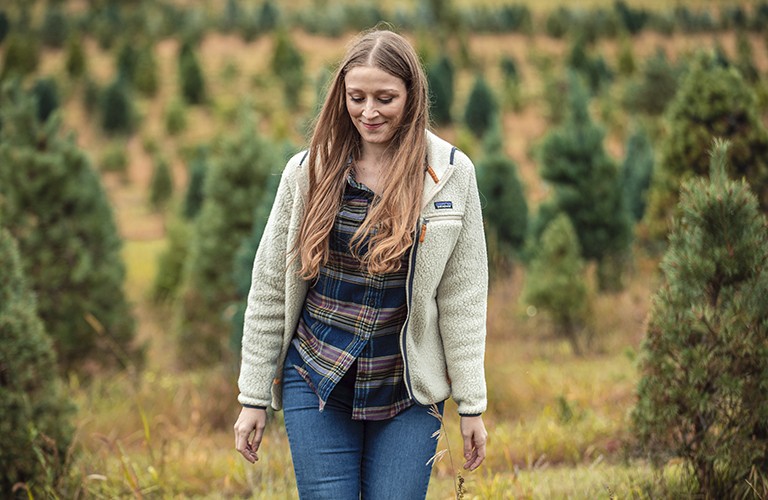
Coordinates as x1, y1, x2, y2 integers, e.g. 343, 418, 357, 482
237, 131, 488, 416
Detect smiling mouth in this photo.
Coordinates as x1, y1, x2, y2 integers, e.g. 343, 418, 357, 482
362, 122, 384, 130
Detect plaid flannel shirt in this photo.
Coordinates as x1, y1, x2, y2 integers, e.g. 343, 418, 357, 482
286, 172, 413, 420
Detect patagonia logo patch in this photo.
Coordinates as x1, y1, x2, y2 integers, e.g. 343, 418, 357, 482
434, 201, 453, 210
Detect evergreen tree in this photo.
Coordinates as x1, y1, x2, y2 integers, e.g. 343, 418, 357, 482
222, 0, 241, 33
539, 74, 632, 290
41, 5, 68, 48
151, 219, 191, 303
620, 125, 654, 221
427, 54, 454, 125
177, 120, 278, 366
149, 155, 174, 211
178, 41, 206, 105
566, 34, 613, 94
116, 41, 138, 82
100, 76, 135, 134
1, 31, 40, 79
0, 85, 139, 372
31, 77, 59, 123
463, 74, 496, 139
523, 214, 591, 355
476, 123, 528, 273
617, 36, 636, 76
164, 98, 187, 136
0, 11, 8, 45
64, 35, 87, 78
271, 29, 304, 109
133, 43, 159, 97
735, 30, 759, 83
622, 48, 681, 116
499, 54, 522, 110
644, 51, 768, 242
258, 0, 280, 32
0, 228, 75, 496
182, 146, 208, 219
633, 141, 768, 498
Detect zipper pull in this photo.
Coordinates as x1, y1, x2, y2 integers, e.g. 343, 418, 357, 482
419, 220, 428, 242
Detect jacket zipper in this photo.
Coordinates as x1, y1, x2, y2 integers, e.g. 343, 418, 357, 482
418, 214, 463, 242
399, 217, 422, 403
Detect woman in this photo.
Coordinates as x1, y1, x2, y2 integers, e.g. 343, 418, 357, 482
234, 29, 488, 499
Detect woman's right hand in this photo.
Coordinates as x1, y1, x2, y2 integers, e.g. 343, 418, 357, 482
234, 407, 267, 463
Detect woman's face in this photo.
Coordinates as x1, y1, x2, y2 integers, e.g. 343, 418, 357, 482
345, 65, 408, 150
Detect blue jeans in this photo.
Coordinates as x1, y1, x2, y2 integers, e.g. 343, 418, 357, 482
282, 361, 443, 500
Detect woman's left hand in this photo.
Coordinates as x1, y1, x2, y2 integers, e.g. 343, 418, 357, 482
459, 415, 487, 471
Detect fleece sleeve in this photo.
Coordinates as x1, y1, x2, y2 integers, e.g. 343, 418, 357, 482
237, 156, 300, 407
435, 153, 489, 416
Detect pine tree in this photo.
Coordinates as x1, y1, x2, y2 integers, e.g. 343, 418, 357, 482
271, 29, 304, 109
617, 36, 636, 76
0, 85, 139, 372
164, 98, 187, 136
644, 51, 768, 242
523, 214, 591, 355
633, 141, 768, 498
41, 5, 69, 48
1, 31, 40, 79
539, 73, 632, 290
0, 11, 8, 45
31, 77, 59, 123
0, 228, 75, 495
64, 35, 87, 78
151, 219, 191, 304
182, 146, 208, 219
463, 74, 496, 139
116, 41, 138, 83
735, 30, 759, 83
177, 120, 278, 366
476, 123, 528, 274
178, 41, 206, 105
100, 76, 135, 134
133, 43, 159, 97
499, 54, 522, 110
149, 155, 174, 211
258, 0, 280, 32
622, 49, 680, 117
427, 54, 454, 126
620, 125, 654, 221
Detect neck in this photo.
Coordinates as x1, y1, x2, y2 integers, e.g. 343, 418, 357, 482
359, 142, 391, 171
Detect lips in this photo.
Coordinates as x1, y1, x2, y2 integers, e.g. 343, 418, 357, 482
362, 122, 384, 130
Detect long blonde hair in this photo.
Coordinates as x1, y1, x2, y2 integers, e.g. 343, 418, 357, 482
296, 29, 429, 279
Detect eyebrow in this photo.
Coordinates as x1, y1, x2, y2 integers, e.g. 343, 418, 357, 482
345, 87, 401, 94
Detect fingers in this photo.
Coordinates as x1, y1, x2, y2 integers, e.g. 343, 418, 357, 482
234, 408, 267, 464
461, 417, 488, 472
464, 436, 486, 471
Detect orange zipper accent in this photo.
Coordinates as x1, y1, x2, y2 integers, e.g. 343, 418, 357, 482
426, 165, 439, 184
419, 222, 427, 242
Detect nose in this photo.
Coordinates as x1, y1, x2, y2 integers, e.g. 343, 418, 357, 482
362, 99, 378, 119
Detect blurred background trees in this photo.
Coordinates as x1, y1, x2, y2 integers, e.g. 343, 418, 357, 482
0, 84, 140, 373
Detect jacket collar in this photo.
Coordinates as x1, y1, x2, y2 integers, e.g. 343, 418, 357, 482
422, 130, 457, 209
